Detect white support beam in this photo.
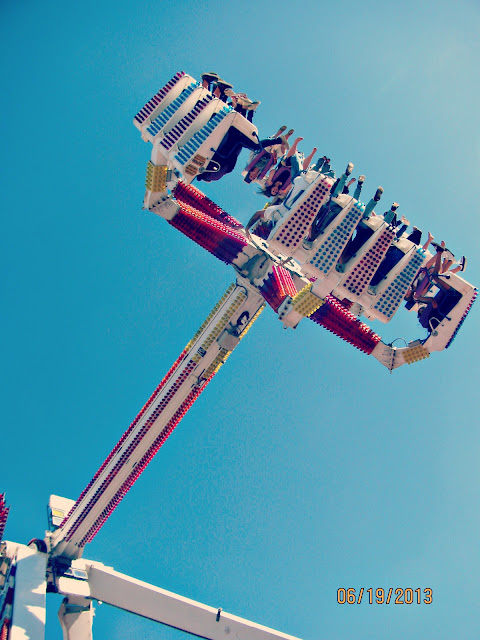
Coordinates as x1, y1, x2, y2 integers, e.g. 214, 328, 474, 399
2, 542, 47, 640
56, 559, 303, 640
58, 596, 94, 640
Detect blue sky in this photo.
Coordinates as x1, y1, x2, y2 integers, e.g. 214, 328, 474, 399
1, 0, 479, 638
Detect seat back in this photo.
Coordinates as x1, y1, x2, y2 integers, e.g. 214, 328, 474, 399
332, 220, 396, 304
133, 72, 196, 137
159, 96, 226, 153
364, 244, 426, 322
144, 81, 206, 143
297, 196, 365, 283
267, 175, 333, 257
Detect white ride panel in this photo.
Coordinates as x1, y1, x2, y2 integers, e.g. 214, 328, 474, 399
134, 73, 196, 139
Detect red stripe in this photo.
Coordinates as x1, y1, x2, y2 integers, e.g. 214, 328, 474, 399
79, 371, 218, 546
60, 348, 188, 529
169, 203, 247, 265
173, 182, 243, 229
64, 359, 196, 541
310, 296, 381, 354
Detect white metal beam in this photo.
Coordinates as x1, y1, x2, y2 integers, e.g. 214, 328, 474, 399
2, 542, 47, 640
56, 558, 303, 640
58, 596, 94, 640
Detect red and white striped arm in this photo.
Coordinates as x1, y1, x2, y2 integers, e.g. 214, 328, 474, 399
50, 282, 265, 559
0, 495, 9, 543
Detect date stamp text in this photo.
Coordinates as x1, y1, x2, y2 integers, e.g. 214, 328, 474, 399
337, 587, 432, 605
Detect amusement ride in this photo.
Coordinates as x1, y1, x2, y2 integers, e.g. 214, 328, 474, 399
1, 70, 476, 639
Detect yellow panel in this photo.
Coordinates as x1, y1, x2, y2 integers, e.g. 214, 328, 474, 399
203, 347, 231, 379
403, 345, 430, 365
291, 283, 324, 317
145, 161, 168, 192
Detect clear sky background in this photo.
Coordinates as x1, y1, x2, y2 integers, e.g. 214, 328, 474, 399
1, 1, 480, 638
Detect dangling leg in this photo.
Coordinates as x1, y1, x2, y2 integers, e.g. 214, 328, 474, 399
274, 137, 303, 186
245, 100, 261, 122
450, 256, 467, 273
273, 125, 288, 138
420, 245, 442, 273
313, 155, 330, 172
441, 258, 454, 273
417, 247, 449, 298
413, 294, 439, 308
395, 215, 410, 238
422, 231, 434, 252
201, 72, 219, 91
289, 154, 301, 181
407, 227, 422, 245
280, 136, 303, 163
215, 127, 247, 156
303, 203, 329, 247
345, 177, 356, 193
411, 268, 431, 298
438, 247, 455, 273
363, 186, 383, 218
409, 235, 441, 298
233, 96, 248, 117
353, 175, 365, 201
278, 129, 295, 154
383, 202, 399, 224
331, 162, 354, 198
303, 147, 317, 170
431, 243, 444, 275
432, 273, 454, 292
